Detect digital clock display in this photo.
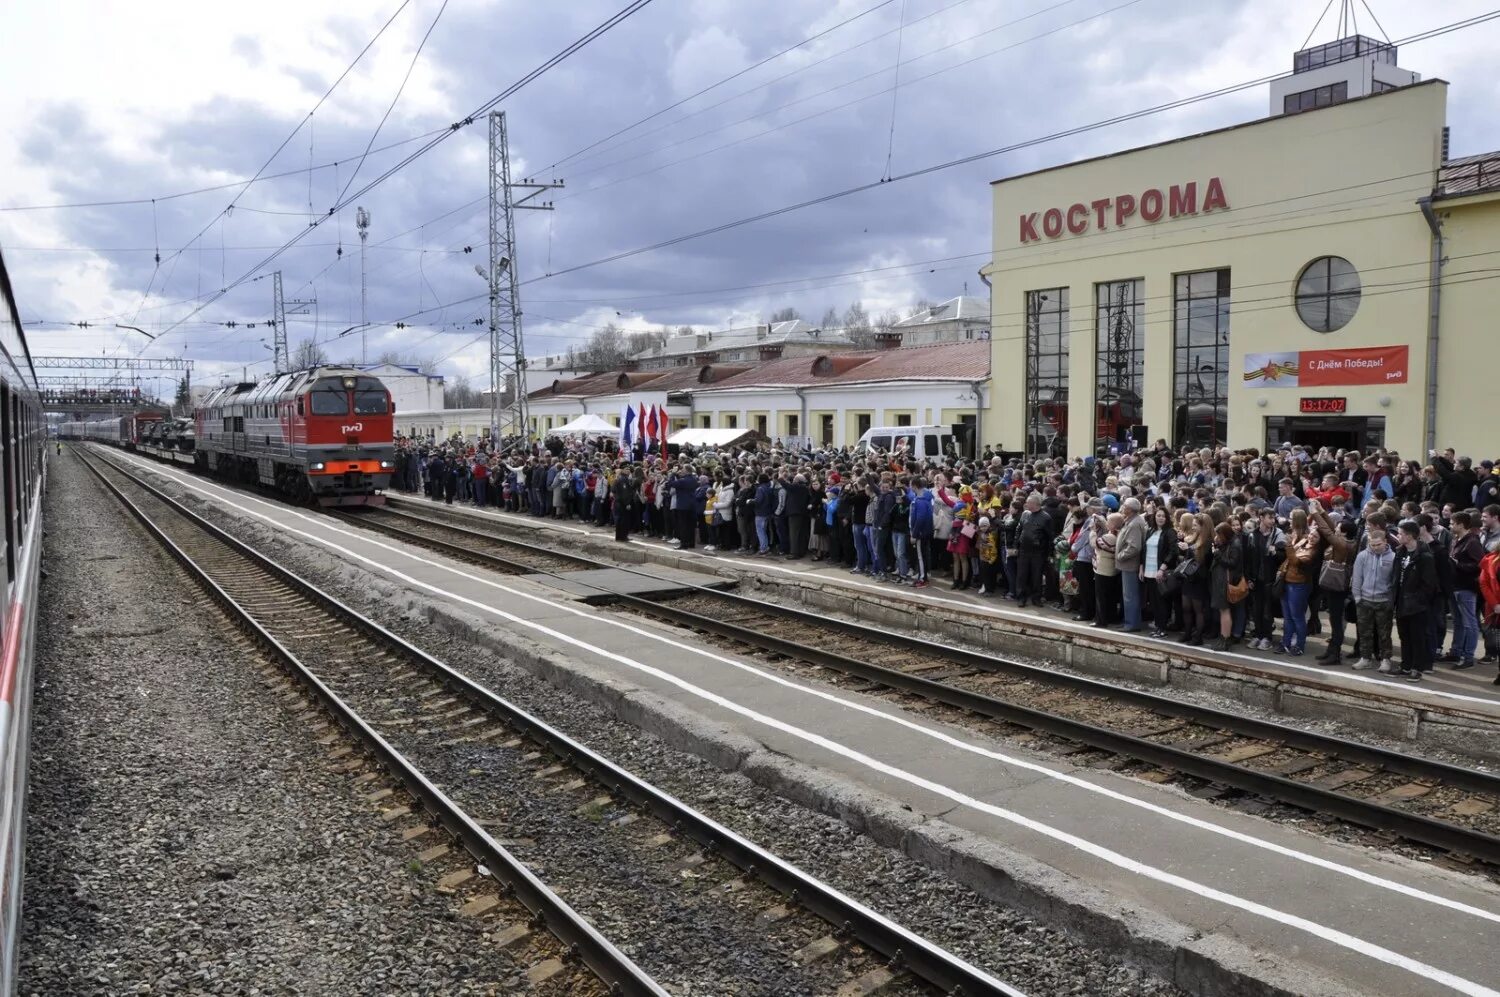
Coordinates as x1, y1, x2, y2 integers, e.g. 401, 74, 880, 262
1300, 397, 1348, 414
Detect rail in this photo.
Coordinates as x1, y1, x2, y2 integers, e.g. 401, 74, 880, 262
357, 500, 1500, 867
86, 447, 1025, 997
76, 448, 671, 997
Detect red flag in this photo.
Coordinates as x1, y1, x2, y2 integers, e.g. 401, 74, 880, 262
656, 404, 669, 448
644, 404, 657, 444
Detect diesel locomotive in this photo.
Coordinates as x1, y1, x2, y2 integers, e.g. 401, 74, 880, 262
194, 365, 394, 505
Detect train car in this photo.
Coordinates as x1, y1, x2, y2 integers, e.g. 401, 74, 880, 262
0, 245, 48, 991
194, 365, 394, 505
58, 415, 129, 444
159, 417, 195, 454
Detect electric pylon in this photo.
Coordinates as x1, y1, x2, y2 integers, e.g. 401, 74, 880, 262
488, 111, 562, 443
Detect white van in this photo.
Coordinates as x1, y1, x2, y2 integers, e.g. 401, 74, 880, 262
855, 425, 954, 459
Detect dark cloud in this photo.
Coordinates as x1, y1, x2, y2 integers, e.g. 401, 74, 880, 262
6, 0, 1498, 387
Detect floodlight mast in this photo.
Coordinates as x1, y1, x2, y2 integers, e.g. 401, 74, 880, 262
356, 206, 371, 365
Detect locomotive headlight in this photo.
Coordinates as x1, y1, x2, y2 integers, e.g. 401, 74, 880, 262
310, 461, 326, 471
342, 376, 356, 389
379, 460, 394, 469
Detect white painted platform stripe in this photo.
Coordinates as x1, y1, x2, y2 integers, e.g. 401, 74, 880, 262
121, 455, 1500, 996
395, 499, 1500, 711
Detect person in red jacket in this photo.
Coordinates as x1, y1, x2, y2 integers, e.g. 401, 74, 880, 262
1304, 472, 1350, 508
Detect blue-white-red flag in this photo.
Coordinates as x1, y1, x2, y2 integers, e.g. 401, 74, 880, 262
620, 404, 636, 450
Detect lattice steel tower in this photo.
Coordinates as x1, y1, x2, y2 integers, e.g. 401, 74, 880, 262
269, 270, 316, 374
487, 111, 561, 443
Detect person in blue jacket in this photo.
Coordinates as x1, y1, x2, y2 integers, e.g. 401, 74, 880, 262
667, 468, 700, 549
909, 478, 935, 588
752, 473, 775, 555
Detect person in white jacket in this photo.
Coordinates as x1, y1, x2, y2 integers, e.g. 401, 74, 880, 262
706, 479, 735, 552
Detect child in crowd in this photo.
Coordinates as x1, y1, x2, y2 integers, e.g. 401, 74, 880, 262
975, 517, 1000, 595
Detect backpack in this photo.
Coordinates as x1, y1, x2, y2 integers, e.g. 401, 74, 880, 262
931, 500, 954, 540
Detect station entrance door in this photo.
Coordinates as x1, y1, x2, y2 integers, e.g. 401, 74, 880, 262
1265, 415, 1385, 454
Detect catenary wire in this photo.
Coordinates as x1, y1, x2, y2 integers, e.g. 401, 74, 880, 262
548, 0, 900, 168
529, 10, 1500, 287
151, 0, 658, 343
554, 0, 989, 173
334, 0, 450, 207
556, 0, 1107, 190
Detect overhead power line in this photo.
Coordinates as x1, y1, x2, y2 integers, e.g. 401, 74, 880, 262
135, 0, 417, 312
548, 0, 901, 169
553, 0, 987, 173
335, 0, 450, 207
153, 0, 657, 343
553, 0, 1142, 201
531, 9, 1500, 286
0, 128, 450, 213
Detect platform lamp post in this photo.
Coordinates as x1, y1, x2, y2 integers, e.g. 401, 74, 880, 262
356, 207, 371, 366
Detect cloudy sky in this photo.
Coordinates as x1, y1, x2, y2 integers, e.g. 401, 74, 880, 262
3, 0, 1497, 392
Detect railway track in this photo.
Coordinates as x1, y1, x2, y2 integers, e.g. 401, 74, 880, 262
356, 499, 1500, 870
331, 505, 596, 575
80, 447, 1022, 997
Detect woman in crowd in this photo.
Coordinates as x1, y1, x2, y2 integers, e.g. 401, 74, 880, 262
1278, 508, 1322, 656
1091, 511, 1121, 628
809, 476, 829, 562
1178, 513, 1212, 646
1208, 521, 1244, 651
947, 496, 976, 590
1310, 502, 1355, 664
1143, 505, 1179, 639
1000, 498, 1023, 600
710, 473, 736, 552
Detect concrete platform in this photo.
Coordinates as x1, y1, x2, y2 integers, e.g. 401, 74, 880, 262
121, 458, 1500, 997
384, 494, 1500, 762
523, 566, 731, 601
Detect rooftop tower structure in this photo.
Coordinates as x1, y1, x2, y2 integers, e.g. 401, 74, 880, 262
1271, 3, 1419, 116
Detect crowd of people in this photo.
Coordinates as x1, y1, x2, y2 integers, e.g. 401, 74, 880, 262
390, 432, 1500, 685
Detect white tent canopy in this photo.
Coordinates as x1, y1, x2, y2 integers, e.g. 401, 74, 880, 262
552, 413, 617, 435
667, 427, 761, 448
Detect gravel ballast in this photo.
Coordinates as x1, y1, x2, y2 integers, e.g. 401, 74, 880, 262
123, 454, 1187, 996
21, 452, 543, 995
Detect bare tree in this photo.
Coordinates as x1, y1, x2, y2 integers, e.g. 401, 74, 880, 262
676, 325, 695, 337
876, 309, 901, 333
842, 301, 874, 348
627, 327, 667, 355
770, 307, 800, 323
818, 306, 840, 330
906, 298, 934, 318
565, 322, 646, 372
375, 350, 434, 371
292, 339, 328, 369
444, 375, 481, 409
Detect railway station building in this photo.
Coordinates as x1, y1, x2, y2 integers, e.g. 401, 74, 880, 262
523, 340, 989, 449
983, 37, 1500, 460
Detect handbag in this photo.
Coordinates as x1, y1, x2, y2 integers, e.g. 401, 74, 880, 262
1227, 574, 1250, 605
1318, 558, 1349, 593
1271, 563, 1288, 602
1159, 569, 1183, 596
961, 521, 977, 539
1174, 557, 1199, 580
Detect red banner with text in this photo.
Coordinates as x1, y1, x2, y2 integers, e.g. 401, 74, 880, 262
1300, 345, 1409, 386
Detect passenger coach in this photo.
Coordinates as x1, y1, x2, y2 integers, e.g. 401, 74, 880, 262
0, 245, 46, 993
194, 365, 395, 505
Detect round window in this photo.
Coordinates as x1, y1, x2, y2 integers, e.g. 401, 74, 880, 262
1295, 256, 1361, 332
